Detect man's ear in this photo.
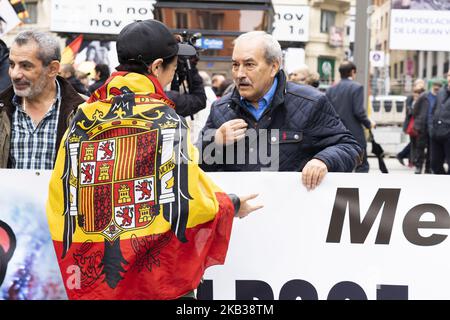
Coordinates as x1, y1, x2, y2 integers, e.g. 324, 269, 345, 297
270, 60, 280, 77
48, 61, 60, 78
149, 58, 164, 77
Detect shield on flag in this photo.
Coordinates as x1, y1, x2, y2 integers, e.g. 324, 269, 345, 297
78, 130, 160, 241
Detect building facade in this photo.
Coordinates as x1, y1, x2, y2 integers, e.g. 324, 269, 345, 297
273, 0, 354, 86
153, 0, 274, 76
371, 0, 450, 95
3, 0, 359, 86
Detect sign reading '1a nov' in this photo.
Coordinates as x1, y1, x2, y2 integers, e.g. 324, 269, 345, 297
50, 0, 155, 34
272, 5, 310, 42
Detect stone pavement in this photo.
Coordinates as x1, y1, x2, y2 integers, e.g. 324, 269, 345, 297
368, 156, 416, 174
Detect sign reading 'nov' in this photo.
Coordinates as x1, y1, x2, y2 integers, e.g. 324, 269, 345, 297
272, 5, 310, 42
51, 0, 155, 35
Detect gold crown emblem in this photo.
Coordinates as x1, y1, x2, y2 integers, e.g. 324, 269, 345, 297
159, 121, 177, 129
69, 135, 81, 143
139, 203, 150, 213
119, 184, 130, 192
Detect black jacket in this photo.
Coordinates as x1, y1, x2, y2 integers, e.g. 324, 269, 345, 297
166, 66, 206, 118
326, 79, 371, 148
0, 42, 11, 93
413, 93, 429, 136
432, 86, 450, 140
67, 75, 89, 96
88, 78, 107, 95
198, 72, 362, 172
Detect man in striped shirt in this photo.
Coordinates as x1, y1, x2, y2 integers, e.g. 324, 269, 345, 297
0, 30, 85, 169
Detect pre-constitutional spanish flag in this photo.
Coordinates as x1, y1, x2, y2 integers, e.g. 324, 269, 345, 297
46, 72, 235, 300
61, 35, 83, 65
8, 0, 29, 23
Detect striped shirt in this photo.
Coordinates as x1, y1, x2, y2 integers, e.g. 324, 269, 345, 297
10, 81, 62, 170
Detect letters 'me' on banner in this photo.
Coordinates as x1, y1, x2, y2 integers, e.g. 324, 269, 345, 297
2, 171, 450, 300
390, 0, 450, 51
204, 172, 450, 300
0, 170, 66, 300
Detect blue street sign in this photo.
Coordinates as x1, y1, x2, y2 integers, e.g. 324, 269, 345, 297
197, 38, 224, 50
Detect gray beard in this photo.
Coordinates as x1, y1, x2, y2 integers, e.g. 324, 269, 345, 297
13, 71, 49, 99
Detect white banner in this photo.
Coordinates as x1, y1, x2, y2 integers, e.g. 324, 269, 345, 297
0, 170, 66, 300
50, 0, 155, 35
204, 172, 450, 300
272, 5, 309, 42
390, 9, 450, 51
0, 0, 21, 37
2, 170, 450, 299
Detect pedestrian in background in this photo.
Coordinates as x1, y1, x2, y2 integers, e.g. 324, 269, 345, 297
397, 78, 425, 167
430, 69, 450, 174
326, 61, 375, 173
88, 63, 110, 94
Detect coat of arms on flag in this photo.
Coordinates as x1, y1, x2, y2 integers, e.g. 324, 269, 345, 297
47, 72, 235, 299
76, 131, 159, 241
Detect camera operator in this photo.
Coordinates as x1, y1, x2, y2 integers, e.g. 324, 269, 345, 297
165, 33, 207, 119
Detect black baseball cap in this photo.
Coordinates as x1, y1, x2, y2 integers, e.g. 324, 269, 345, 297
116, 19, 196, 65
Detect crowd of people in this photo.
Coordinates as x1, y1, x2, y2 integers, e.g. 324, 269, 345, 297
0, 18, 449, 300
397, 74, 450, 174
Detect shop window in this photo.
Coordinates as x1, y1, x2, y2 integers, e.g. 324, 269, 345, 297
175, 12, 188, 29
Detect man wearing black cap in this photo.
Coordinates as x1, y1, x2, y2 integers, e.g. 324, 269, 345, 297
47, 19, 261, 300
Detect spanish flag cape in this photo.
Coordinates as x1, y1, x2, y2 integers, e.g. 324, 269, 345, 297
46, 72, 234, 300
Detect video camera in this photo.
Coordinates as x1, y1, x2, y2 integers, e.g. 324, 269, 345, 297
172, 31, 203, 93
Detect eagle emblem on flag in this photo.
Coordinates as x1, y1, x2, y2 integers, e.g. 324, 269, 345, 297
47, 72, 235, 299
59, 87, 192, 289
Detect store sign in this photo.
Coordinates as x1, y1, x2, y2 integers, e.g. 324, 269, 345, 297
272, 5, 309, 42
318, 57, 335, 82
390, 3, 450, 51
198, 38, 224, 50
51, 0, 155, 34
370, 51, 385, 68
329, 26, 344, 47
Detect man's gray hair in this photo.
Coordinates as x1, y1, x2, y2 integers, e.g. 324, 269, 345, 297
13, 30, 61, 66
233, 31, 282, 65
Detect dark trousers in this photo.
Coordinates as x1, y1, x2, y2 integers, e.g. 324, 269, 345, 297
411, 133, 429, 172
430, 137, 450, 174
398, 142, 410, 159
355, 148, 369, 173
